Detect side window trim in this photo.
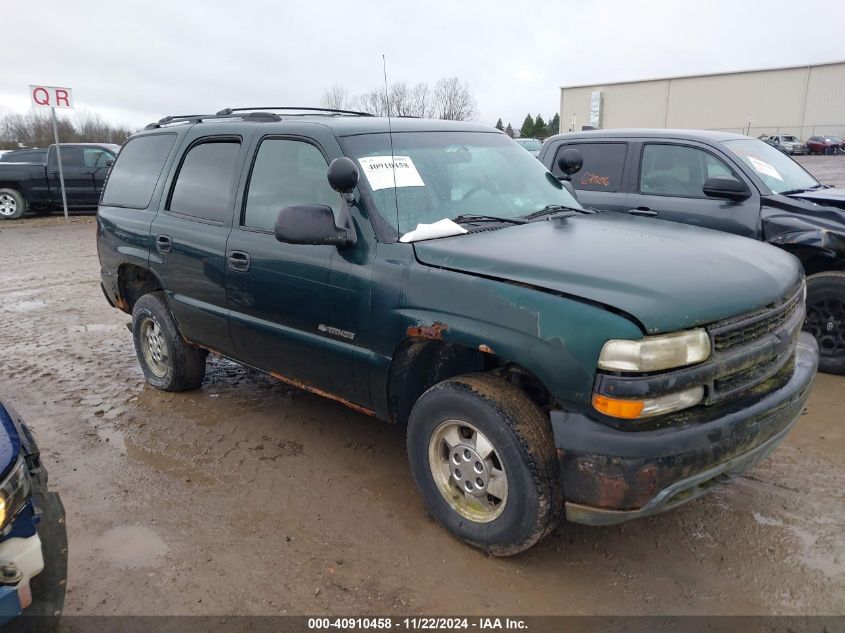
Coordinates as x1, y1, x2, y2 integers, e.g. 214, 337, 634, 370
164, 135, 243, 226
238, 134, 336, 234
635, 141, 742, 199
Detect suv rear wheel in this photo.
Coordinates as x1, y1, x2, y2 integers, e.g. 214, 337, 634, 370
132, 292, 207, 391
805, 271, 845, 375
0, 188, 26, 220
406, 373, 562, 556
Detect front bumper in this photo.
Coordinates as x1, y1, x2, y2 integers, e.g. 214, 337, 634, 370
552, 332, 818, 526
0, 491, 66, 626
0, 532, 44, 622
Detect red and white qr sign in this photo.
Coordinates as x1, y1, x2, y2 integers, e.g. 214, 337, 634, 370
29, 85, 74, 109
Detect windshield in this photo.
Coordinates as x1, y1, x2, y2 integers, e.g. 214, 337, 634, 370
517, 139, 542, 151
722, 138, 819, 194
342, 131, 581, 236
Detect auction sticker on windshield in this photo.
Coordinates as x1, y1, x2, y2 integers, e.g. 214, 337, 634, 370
747, 155, 783, 181
358, 156, 425, 191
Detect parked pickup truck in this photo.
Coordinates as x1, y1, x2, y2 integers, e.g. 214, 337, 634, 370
0, 143, 119, 220
540, 129, 845, 374
98, 109, 818, 555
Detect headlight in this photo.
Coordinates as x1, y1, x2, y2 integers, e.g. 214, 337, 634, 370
598, 329, 711, 372
0, 458, 31, 531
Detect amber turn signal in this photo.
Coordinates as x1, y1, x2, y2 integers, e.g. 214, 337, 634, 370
592, 394, 645, 419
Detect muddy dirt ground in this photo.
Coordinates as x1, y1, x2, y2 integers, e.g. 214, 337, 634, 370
0, 156, 843, 616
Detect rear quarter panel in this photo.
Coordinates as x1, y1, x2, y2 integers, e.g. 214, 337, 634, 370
97, 132, 187, 308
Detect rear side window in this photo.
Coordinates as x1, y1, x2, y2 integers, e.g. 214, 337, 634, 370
242, 139, 340, 231
54, 146, 83, 168
168, 140, 241, 223
102, 134, 177, 209
553, 143, 627, 192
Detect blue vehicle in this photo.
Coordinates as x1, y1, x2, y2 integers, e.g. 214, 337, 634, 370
0, 398, 66, 630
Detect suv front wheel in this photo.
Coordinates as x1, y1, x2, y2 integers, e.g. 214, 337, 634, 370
131, 292, 207, 391
406, 373, 562, 556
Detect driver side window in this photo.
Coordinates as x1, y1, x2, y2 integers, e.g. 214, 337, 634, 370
243, 139, 341, 231
83, 147, 114, 168
640, 144, 733, 198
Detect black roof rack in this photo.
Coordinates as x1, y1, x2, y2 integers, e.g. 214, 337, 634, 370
216, 106, 374, 117
143, 106, 372, 130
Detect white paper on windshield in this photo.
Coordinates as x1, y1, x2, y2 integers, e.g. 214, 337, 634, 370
358, 156, 425, 191
399, 218, 468, 243
747, 155, 783, 181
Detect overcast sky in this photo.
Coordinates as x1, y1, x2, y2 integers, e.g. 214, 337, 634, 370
3, 0, 844, 131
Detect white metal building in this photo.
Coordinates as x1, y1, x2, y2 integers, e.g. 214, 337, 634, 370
559, 61, 845, 141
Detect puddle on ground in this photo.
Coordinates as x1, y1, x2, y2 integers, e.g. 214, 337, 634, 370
97, 525, 168, 569
125, 438, 216, 486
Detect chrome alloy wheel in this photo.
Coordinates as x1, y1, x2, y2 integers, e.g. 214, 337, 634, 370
428, 420, 508, 523
140, 317, 169, 378
0, 194, 18, 217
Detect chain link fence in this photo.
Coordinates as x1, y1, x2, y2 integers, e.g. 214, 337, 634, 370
709, 124, 845, 141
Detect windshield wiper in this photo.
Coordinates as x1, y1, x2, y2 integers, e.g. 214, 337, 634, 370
780, 183, 829, 196
522, 204, 585, 221
452, 213, 528, 225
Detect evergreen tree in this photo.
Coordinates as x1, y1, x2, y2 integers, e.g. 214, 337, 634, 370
520, 114, 535, 138
494, 118, 504, 131
547, 113, 561, 137
505, 123, 515, 138
534, 114, 546, 138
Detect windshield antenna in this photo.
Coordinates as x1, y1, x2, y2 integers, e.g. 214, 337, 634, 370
383, 54, 400, 234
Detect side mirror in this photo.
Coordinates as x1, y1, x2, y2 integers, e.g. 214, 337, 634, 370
702, 177, 751, 201
556, 148, 583, 179
106, 159, 114, 167
274, 204, 355, 248
327, 157, 359, 195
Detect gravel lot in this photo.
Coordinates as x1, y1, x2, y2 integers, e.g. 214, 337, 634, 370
0, 156, 843, 618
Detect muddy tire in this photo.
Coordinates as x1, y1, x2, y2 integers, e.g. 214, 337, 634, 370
0, 188, 26, 220
406, 373, 562, 556
131, 292, 207, 391
805, 272, 845, 375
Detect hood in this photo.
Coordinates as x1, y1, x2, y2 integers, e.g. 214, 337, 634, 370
413, 213, 802, 334
0, 402, 21, 480
788, 187, 845, 209
762, 195, 845, 257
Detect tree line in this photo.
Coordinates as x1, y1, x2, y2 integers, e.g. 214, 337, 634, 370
0, 110, 134, 150
321, 77, 477, 120
494, 113, 560, 139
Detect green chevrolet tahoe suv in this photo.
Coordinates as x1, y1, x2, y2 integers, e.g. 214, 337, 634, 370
97, 108, 819, 555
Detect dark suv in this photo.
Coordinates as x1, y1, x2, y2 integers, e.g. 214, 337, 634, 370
97, 109, 817, 555
540, 129, 845, 374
